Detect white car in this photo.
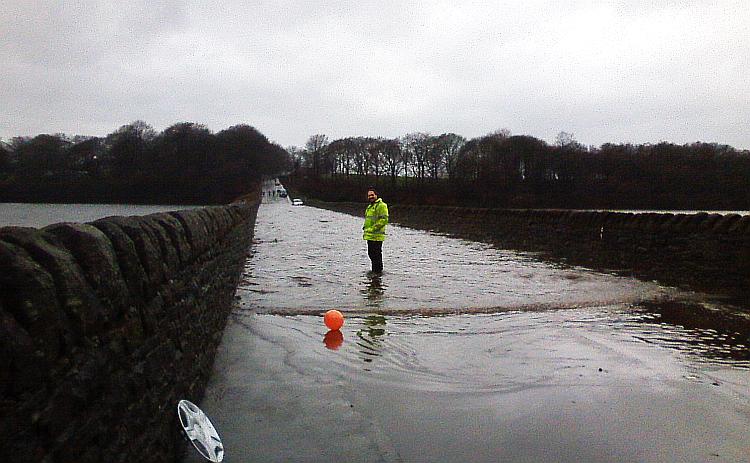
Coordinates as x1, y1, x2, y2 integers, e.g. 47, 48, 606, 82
291, 198, 304, 206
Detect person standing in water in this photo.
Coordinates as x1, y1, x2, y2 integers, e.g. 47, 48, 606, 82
363, 187, 389, 273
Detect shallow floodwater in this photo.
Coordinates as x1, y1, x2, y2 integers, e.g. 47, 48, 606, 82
188, 195, 750, 463
238, 203, 670, 313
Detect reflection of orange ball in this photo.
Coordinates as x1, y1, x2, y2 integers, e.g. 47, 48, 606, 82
324, 310, 344, 330
324, 330, 344, 350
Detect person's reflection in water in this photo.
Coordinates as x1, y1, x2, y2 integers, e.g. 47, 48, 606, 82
323, 330, 344, 350
356, 315, 387, 369
361, 273, 387, 304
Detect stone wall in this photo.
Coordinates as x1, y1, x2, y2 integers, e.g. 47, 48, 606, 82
0, 201, 260, 462
310, 200, 750, 300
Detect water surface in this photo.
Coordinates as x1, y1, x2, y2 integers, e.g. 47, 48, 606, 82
238, 202, 671, 313
190, 197, 750, 463
0, 202, 198, 228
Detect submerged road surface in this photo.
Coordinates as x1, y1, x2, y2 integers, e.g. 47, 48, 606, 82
186, 197, 750, 463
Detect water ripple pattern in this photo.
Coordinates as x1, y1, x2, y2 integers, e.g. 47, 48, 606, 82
239, 201, 670, 313
188, 197, 750, 463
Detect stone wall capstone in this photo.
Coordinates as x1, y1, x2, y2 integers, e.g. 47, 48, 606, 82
0, 201, 259, 463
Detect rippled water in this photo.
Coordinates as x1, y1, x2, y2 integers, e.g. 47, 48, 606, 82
239, 201, 671, 313
188, 194, 750, 463
229, 303, 750, 397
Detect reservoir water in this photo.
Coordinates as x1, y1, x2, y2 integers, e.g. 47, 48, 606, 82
0, 202, 198, 227
188, 196, 750, 463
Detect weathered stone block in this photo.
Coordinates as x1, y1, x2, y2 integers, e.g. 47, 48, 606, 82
0, 227, 106, 341
170, 210, 209, 257
140, 216, 181, 274
99, 217, 166, 288
44, 222, 133, 328
712, 214, 741, 233
729, 215, 750, 234
196, 209, 218, 242
0, 239, 69, 363
698, 213, 723, 231
91, 219, 150, 301
214, 206, 234, 233
659, 214, 681, 231
147, 213, 193, 265
683, 212, 709, 231
0, 307, 48, 397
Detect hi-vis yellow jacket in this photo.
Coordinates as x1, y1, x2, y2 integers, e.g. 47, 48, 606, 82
363, 198, 389, 241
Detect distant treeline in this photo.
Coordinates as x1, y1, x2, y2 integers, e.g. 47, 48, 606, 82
286, 131, 750, 210
0, 121, 292, 204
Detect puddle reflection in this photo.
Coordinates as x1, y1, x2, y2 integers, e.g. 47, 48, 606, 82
356, 315, 387, 367
360, 273, 387, 304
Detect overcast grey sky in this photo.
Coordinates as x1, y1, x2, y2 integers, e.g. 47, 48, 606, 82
2, 0, 749, 149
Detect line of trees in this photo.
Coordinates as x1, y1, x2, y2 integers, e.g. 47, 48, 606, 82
286, 130, 750, 210
0, 121, 293, 204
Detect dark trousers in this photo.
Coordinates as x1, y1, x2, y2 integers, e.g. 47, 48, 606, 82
367, 240, 383, 272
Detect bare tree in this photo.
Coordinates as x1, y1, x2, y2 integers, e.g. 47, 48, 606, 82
435, 133, 466, 180
382, 138, 402, 184
286, 145, 304, 171
351, 137, 368, 177
488, 128, 512, 140
324, 139, 344, 177
304, 134, 329, 177
555, 131, 576, 148
366, 138, 386, 179
403, 132, 431, 182
425, 136, 443, 179
340, 137, 357, 176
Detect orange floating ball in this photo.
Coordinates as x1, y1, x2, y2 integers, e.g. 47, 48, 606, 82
324, 310, 344, 331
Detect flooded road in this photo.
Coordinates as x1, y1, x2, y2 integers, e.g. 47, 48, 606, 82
187, 195, 750, 463
238, 201, 668, 313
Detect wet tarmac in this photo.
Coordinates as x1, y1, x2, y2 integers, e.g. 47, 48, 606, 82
185, 194, 750, 463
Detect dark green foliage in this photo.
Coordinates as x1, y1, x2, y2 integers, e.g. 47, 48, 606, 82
0, 142, 10, 172
289, 132, 750, 210
0, 121, 293, 204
